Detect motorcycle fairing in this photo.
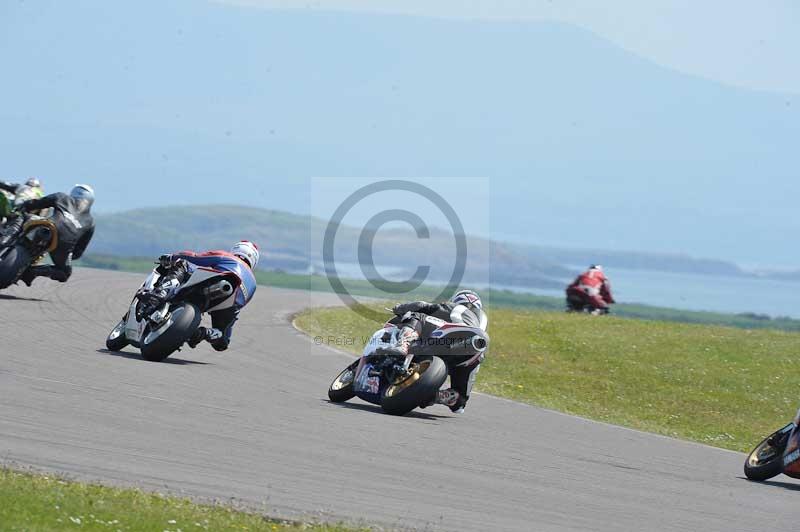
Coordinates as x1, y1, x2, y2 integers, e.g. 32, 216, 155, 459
180, 265, 238, 312
782, 425, 800, 478
353, 362, 384, 405
363, 326, 398, 357
123, 269, 163, 343
175, 252, 256, 308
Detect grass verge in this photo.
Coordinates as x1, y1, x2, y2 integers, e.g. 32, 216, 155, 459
0, 468, 364, 532
295, 304, 800, 453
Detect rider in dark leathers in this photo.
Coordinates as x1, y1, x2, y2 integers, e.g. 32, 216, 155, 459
384, 290, 488, 414
7, 185, 95, 286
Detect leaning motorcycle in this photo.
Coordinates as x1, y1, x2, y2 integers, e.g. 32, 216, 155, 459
744, 408, 800, 481
327, 313, 489, 416
105, 262, 237, 362
0, 213, 59, 289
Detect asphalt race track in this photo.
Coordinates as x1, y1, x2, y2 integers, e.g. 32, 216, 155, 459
1, 269, 798, 531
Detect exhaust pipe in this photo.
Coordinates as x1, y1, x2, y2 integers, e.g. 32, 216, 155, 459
471, 335, 488, 352
205, 279, 233, 299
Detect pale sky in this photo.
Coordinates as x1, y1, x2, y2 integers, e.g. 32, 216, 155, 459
218, 0, 800, 94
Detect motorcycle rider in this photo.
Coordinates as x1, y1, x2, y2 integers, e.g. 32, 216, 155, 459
566, 264, 615, 314
7, 184, 96, 286
0, 178, 44, 224
382, 289, 488, 414
147, 241, 259, 352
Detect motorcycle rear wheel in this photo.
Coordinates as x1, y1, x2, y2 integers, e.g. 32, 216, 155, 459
140, 302, 201, 362
380, 356, 448, 416
744, 428, 789, 481
0, 245, 32, 289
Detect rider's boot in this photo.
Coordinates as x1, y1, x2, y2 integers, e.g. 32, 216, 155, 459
187, 327, 223, 349
435, 388, 466, 414
19, 268, 36, 287
378, 325, 419, 357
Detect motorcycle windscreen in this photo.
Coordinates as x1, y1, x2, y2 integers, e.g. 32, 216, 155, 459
352, 363, 385, 406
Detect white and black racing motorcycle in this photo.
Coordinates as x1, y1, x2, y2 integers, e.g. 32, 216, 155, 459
105, 262, 237, 362
328, 312, 489, 416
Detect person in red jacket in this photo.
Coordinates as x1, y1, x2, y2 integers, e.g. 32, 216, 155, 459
566, 265, 616, 314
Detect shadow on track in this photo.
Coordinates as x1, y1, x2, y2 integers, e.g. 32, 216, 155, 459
96, 349, 211, 365
0, 294, 45, 302
324, 399, 452, 420
738, 477, 800, 491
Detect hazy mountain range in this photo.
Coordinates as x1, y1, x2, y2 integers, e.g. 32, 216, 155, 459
2, 1, 797, 267
88, 206, 794, 293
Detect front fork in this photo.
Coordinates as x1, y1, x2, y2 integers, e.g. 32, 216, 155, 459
354, 353, 415, 384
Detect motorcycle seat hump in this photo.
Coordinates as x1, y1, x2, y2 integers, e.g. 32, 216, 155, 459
176, 251, 257, 307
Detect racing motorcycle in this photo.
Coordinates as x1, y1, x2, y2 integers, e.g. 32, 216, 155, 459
744, 408, 800, 481
327, 312, 489, 416
105, 261, 237, 362
0, 213, 59, 289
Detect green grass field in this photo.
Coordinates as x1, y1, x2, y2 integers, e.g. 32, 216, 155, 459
295, 304, 800, 453
0, 468, 363, 532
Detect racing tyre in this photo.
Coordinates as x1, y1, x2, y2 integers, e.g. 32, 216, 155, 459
140, 302, 202, 362
380, 356, 448, 416
744, 427, 789, 481
328, 361, 358, 403
0, 245, 32, 289
106, 319, 129, 352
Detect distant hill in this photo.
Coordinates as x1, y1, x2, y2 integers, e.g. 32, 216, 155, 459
91, 206, 757, 291
92, 205, 573, 289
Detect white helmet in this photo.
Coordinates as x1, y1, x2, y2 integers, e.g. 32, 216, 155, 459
590, 264, 603, 272
231, 241, 259, 269
451, 289, 483, 311
70, 184, 95, 209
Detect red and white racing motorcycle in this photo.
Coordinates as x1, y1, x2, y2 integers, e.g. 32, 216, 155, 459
327, 312, 489, 416
744, 407, 800, 481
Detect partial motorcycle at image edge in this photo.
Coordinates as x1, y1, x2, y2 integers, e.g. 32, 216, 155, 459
105, 261, 239, 362
328, 312, 490, 416
0, 213, 58, 289
744, 407, 800, 481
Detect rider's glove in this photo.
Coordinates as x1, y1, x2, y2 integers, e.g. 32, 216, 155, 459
393, 302, 413, 315
393, 301, 428, 316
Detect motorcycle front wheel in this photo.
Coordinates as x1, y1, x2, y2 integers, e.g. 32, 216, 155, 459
140, 302, 202, 362
106, 319, 129, 352
328, 360, 358, 403
744, 426, 792, 481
